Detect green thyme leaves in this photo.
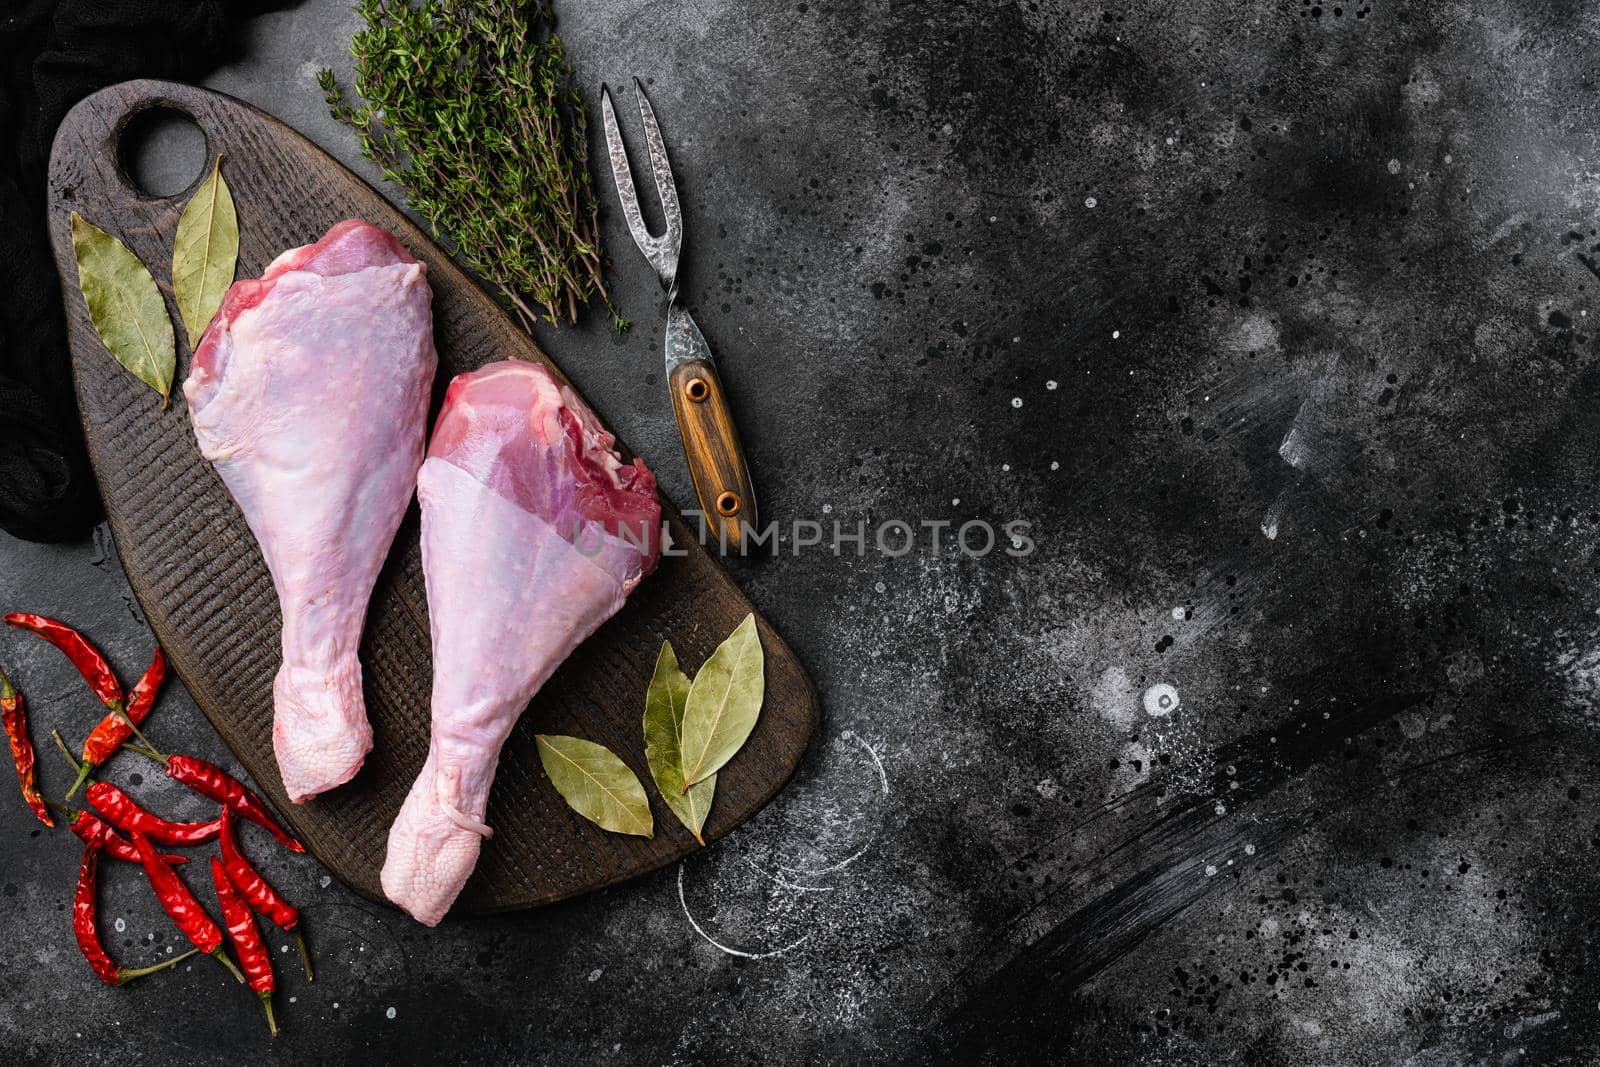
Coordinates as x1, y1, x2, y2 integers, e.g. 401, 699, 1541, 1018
535, 734, 652, 837
643, 641, 715, 844
679, 614, 765, 790
70, 212, 176, 404
172, 156, 238, 347
319, 0, 614, 329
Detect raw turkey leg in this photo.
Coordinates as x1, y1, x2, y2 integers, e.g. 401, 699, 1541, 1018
381, 360, 660, 925
184, 220, 437, 803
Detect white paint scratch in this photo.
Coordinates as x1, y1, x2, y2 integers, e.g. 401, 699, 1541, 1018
678, 866, 812, 959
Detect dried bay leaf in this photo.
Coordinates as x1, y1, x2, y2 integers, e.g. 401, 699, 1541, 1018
680, 613, 765, 790
70, 212, 175, 403
172, 155, 238, 347
643, 641, 715, 844
535, 734, 652, 837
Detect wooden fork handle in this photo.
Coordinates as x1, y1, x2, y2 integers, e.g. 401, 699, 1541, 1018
669, 357, 758, 549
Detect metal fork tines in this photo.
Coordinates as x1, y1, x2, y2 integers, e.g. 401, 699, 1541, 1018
601, 80, 684, 296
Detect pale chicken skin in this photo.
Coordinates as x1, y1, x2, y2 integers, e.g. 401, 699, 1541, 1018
381, 360, 660, 925
184, 220, 437, 803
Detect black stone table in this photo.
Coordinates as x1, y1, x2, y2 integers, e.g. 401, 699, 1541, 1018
3, 0, 1599, 1061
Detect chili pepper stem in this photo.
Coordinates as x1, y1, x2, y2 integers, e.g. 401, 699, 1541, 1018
260, 993, 278, 1037
294, 930, 314, 982
117, 947, 201, 984
113, 706, 165, 761
211, 946, 246, 984
50, 730, 85, 776
65, 756, 98, 800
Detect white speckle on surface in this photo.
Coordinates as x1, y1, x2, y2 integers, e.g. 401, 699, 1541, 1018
1036, 778, 1059, 799
1245, 843, 1257, 855
588, 968, 603, 982
1214, 803, 1227, 815
319, 875, 332, 888
1085, 196, 1097, 208
1387, 157, 1402, 173
1143, 683, 1180, 716
1011, 397, 1022, 408
1112, 330, 1120, 339
1171, 605, 1185, 621
1050, 460, 1059, 470
1001, 463, 1010, 472
386, 1006, 397, 1019
951, 498, 960, 506
113, 918, 125, 933
333, 1002, 340, 1010
874, 582, 885, 593
1046, 379, 1058, 390
1206, 864, 1218, 877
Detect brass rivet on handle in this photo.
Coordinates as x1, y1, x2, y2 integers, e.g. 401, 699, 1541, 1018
716, 491, 741, 517
684, 377, 710, 403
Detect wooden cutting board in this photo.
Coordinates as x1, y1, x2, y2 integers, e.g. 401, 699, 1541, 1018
44, 79, 819, 913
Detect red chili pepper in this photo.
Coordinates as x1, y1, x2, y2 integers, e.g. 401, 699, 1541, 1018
166, 754, 303, 853
45, 799, 189, 865
212, 857, 278, 1036
73, 832, 198, 985
129, 828, 245, 983
4, 613, 124, 712
0, 664, 51, 827
86, 780, 220, 846
110, 711, 305, 854
219, 808, 312, 981
68, 647, 165, 799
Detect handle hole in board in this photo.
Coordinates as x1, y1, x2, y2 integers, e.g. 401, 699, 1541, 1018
116, 105, 209, 200
716, 491, 741, 517
684, 377, 710, 403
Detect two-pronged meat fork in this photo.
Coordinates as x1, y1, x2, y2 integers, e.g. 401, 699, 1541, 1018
601, 80, 758, 549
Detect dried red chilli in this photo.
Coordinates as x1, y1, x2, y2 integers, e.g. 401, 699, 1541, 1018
73, 832, 198, 985
46, 800, 188, 865
112, 711, 305, 854
167, 754, 303, 853
3, 613, 124, 713
0, 663, 51, 827
70, 647, 166, 798
219, 808, 312, 981
129, 828, 245, 983
87, 780, 221, 846
212, 857, 277, 1036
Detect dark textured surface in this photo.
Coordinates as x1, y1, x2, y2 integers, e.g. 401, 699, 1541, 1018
43, 79, 816, 911
5, 0, 1600, 1062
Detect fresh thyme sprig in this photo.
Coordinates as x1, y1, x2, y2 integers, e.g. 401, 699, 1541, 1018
319, 0, 626, 330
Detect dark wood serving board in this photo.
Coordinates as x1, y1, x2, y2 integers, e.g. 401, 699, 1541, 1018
44, 80, 819, 914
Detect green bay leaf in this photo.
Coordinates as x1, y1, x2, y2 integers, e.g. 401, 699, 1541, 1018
643, 641, 715, 844
535, 734, 652, 837
70, 212, 175, 403
679, 613, 765, 790
171, 155, 238, 347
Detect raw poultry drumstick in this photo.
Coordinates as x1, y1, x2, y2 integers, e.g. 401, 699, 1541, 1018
184, 220, 437, 803
382, 360, 661, 925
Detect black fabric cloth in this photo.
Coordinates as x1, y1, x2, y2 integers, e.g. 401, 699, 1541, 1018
0, 0, 287, 543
